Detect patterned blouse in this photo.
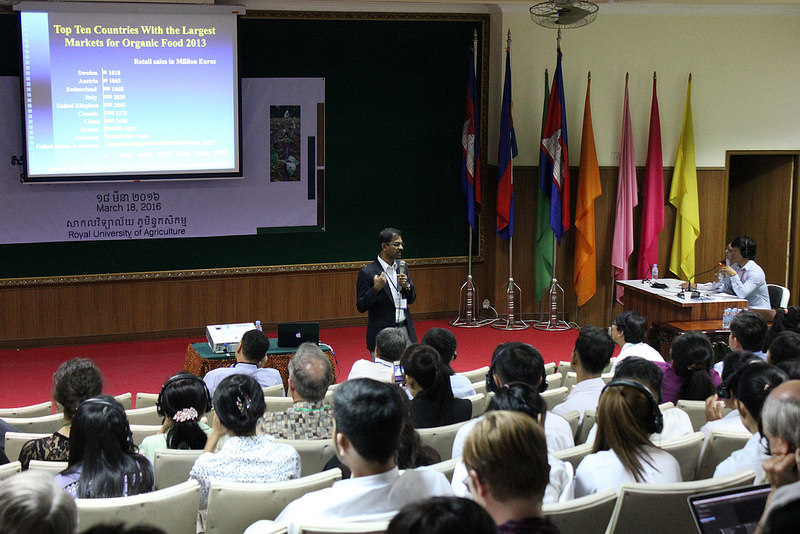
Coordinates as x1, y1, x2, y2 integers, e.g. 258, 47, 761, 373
19, 432, 70, 470
257, 401, 334, 440
189, 434, 300, 508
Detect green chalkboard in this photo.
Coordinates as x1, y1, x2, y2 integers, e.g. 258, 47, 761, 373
0, 12, 486, 278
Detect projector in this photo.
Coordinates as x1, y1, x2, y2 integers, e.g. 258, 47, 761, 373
206, 322, 257, 353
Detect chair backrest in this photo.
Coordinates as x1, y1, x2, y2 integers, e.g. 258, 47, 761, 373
153, 448, 204, 490
676, 400, 709, 432
297, 517, 393, 534
130, 424, 163, 447
604, 469, 756, 534
263, 384, 285, 397
660, 431, 705, 481
695, 430, 752, 480
541, 386, 569, 411
4, 431, 50, 462
125, 405, 163, 426
544, 362, 556, 375
274, 438, 335, 477
467, 393, 486, 419
114, 392, 133, 410
205, 468, 342, 533
768, 283, 790, 308
0, 460, 21, 481
28, 460, 68, 475
603, 357, 617, 374
471, 380, 487, 397
425, 457, 460, 483
551, 442, 594, 472
417, 420, 468, 462
546, 372, 564, 390
456, 366, 490, 384
659, 402, 675, 412
0, 401, 53, 418
564, 372, 577, 391
575, 410, 596, 445
135, 392, 159, 409
556, 360, 573, 381
559, 410, 580, 440
543, 488, 617, 534
601, 371, 615, 384
1, 413, 64, 434
265, 396, 295, 413
76, 479, 200, 534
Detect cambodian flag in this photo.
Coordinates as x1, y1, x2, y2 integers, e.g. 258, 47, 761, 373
496, 46, 517, 241
539, 48, 570, 244
461, 46, 481, 230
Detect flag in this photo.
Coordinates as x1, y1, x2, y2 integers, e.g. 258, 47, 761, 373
637, 75, 664, 279
611, 76, 638, 303
534, 70, 554, 303
496, 44, 517, 241
573, 74, 601, 307
669, 76, 700, 281
460, 45, 481, 229
539, 48, 570, 243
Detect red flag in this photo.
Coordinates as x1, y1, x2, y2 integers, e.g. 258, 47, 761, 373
637, 75, 664, 278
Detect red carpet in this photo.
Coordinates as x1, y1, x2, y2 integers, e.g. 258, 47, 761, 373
0, 319, 580, 409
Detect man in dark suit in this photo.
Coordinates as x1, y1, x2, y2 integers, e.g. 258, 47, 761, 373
356, 227, 417, 353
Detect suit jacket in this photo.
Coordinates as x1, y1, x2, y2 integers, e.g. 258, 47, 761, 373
356, 259, 416, 351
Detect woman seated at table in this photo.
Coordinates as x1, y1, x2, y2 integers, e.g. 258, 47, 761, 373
139, 372, 213, 463
401, 344, 471, 429
575, 379, 682, 497
657, 332, 721, 404
55, 395, 154, 498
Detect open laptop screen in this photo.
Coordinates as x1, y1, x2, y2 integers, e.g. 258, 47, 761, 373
688, 484, 770, 534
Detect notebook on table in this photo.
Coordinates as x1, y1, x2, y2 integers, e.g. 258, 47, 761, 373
688, 483, 771, 534
277, 322, 320, 347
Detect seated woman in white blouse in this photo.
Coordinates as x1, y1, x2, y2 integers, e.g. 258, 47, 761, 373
574, 379, 682, 497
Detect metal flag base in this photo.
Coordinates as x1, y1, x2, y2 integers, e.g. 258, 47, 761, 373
493, 277, 529, 330
534, 277, 571, 331
451, 275, 496, 328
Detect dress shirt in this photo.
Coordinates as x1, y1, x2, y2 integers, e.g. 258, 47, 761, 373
347, 358, 395, 383
257, 400, 334, 440
256, 466, 452, 534
190, 434, 300, 507
613, 342, 665, 368
713, 432, 769, 481
452, 411, 574, 459
450, 374, 477, 398
717, 260, 770, 309
551, 377, 607, 423
574, 446, 682, 497
203, 362, 283, 396
377, 255, 406, 324
713, 351, 766, 376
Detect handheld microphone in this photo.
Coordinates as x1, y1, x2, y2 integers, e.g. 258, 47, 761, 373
396, 259, 407, 290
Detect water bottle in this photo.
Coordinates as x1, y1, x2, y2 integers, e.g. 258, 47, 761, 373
722, 308, 731, 329
255, 320, 262, 332
651, 264, 659, 281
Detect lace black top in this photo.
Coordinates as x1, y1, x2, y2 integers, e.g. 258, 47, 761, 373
18, 431, 70, 470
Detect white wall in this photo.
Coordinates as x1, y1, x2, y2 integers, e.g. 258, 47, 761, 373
489, 4, 800, 167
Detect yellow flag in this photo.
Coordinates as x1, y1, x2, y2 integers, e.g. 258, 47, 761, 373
669, 76, 700, 281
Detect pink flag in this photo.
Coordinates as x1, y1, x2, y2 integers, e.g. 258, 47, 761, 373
637, 75, 664, 279
611, 76, 638, 303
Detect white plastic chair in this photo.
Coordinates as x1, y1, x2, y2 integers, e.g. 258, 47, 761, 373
125, 405, 162, 426
0, 401, 53, 418
695, 430, 752, 480
4, 431, 50, 462
417, 420, 469, 462
28, 460, 68, 475
541, 387, 569, 411
544, 488, 617, 534
153, 448, 204, 490
660, 431, 705, 481
456, 366, 489, 384
274, 438, 335, 477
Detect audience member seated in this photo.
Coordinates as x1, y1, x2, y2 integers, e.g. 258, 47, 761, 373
766, 331, 800, 366
756, 380, 800, 533
763, 306, 800, 353
401, 344, 471, 429
713, 310, 768, 375
552, 326, 615, 423
190, 374, 299, 508
19, 358, 103, 470
700, 352, 754, 445
55, 395, 154, 498
463, 411, 561, 534
453, 342, 575, 457
452, 383, 574, 504
585, 357, 693, 445
610, 311, 664, 368
386, 496, 496, 534
348, 327, 408, 382
713, 362, 788, 480
203, 329, 282, 395
257, 343, 334, 439
138, 372, 211, 463
0, 470, 77, 534
657, 332, 720, 404
574, 379, 682, 497
420, 327, 476, 398
247, 379, 452, 534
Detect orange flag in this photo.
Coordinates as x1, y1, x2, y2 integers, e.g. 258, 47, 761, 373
573, 74, 602, 306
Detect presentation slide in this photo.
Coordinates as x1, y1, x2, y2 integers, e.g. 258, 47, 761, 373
18, 3, 240, 182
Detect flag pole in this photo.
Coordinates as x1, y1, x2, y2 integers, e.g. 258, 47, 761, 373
495, 30, 528, 331
453, 29, 493, 328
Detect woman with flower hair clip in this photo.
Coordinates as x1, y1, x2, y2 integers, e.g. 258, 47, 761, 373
189, 374, 300, 508
139, 372, 212, 463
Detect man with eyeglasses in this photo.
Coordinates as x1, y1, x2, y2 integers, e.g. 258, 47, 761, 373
356, 227, 417, 354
